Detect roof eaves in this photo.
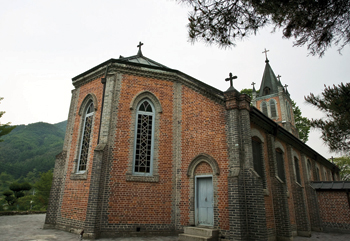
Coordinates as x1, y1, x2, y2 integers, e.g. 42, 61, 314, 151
250, 107, 339, 172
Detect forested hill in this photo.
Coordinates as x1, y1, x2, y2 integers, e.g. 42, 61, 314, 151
0, 120, 67, 179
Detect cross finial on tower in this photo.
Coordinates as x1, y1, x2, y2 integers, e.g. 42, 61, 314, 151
225, 73, 237, 91
251, 82, 256, 92
137, 41, 144, 56
262, 48, 269, 61
277, 75, 282, 85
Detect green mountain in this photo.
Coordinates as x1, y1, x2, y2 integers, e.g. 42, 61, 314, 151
0, 120, 67, 179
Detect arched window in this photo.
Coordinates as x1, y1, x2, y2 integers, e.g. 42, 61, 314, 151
276, 148, 286, 182
261, 102, 268, 116
77, 101, 94, 172
252, 137, 266, 188
315, 166, 320, 181
133, 99, 155, 174
270, 99, 277, 118
307, 159, 312, 180
294, 157, 301, 184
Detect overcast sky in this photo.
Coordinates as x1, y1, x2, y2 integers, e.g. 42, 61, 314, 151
1, 0, 349, 158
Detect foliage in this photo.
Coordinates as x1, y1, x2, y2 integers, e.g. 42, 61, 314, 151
291, 100, 310, 143
332, 156, 350, 180
0, 121, 66, 179
34, 170, 53, 207
0, 97, 16, 142
0, 172, 14, 192
3, 190, 16, 206
240, 88, 259, 97
0, 169, 53, 210
178, 0, 350, 56
305, 83, 350, 153
240, 89, 310, 142
9, 182, 32, 199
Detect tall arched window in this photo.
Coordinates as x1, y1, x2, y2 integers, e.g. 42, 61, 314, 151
307, 159, 312, 181
252, 137, 266, 188
315, 166, 320, 181
270, 99, 277, 118
276, 148, 286, 182
77, 101, 94, 172
294, 157, 301, 184
261, 102, 268, 116
133, 99, 155, 174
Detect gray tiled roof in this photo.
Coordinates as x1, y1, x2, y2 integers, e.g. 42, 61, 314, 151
311, 181, 350, 190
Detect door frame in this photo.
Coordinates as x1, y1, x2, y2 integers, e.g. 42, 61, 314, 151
195, 175, 214, 227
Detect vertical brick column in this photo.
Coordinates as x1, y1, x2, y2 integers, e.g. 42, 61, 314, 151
172, 82, 182, 230
287, 146, 311, 237
44, 151, 67, 227
45, 89, 80, 228
84, 74, 116, 238
225, 89, 267, 241
305, 160, 322, 232
266, 135, 293, 240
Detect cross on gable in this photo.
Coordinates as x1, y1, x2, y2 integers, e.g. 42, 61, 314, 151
262, 48, 269, 60
137, 41, 144, 56
225, 73, 237, 89
137, 41, 143, 50
251, 82, 256, 87
284, 84, 288, 88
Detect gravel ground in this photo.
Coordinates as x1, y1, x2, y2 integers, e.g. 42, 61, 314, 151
1, 214, 350, 240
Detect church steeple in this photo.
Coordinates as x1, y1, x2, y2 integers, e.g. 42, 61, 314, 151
251, 50, 299, 138
258, 59, 283, 97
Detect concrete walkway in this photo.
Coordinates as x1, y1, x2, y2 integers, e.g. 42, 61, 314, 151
1, 214, 350, 240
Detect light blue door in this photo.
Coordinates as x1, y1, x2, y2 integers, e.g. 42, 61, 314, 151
197, 177, 214, 226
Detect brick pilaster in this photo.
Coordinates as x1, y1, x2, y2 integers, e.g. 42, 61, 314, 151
225, 89, 267, 240
266, 135, 293, 240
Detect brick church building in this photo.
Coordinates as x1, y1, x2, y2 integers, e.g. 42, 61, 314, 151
45, 43, 340, 240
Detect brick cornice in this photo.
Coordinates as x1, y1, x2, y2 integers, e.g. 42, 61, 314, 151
72, 62, 225, 105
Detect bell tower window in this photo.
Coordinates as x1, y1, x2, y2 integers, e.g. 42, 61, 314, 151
263, 87, 270, 95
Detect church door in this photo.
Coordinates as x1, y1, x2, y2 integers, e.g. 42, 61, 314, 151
196, 176, 214, 226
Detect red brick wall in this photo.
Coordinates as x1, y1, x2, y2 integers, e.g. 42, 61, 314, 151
256, 96, 283, 123
61, 78, 104, 221
107, 74, 174, 224
250, 125, 276, 230
194, 162, 213, 175
180, 86, 229, 230
318, 191, 350, 224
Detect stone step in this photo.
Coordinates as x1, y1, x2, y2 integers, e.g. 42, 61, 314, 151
183, 227, 219, 238
179, 233, 214, 241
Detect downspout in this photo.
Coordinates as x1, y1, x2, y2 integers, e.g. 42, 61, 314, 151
97, 63, 111, 144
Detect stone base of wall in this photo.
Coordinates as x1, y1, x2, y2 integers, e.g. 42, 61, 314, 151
99, 230, 179, 238
322, 223, 350, 234
43, 224, 90, 238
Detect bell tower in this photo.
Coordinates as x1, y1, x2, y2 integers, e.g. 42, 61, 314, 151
251, 49, 299, 138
